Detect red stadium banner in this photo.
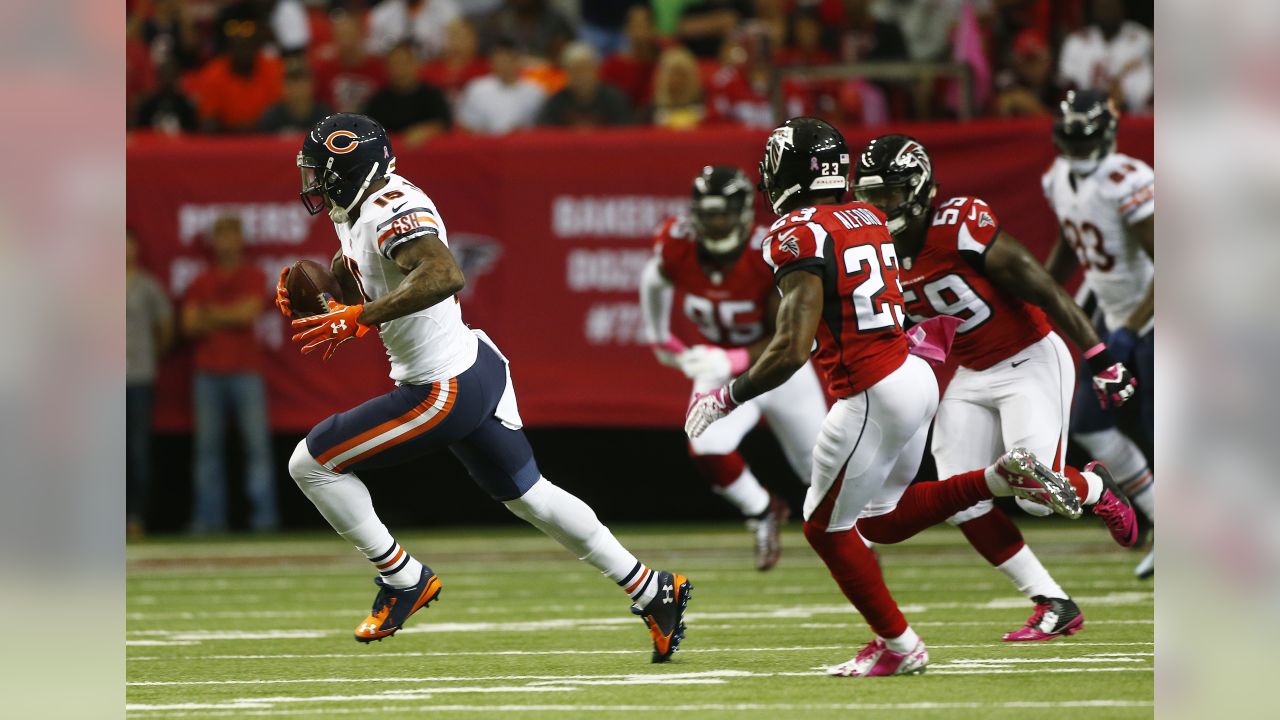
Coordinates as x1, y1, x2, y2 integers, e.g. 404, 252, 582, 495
127, 118, 1152, 432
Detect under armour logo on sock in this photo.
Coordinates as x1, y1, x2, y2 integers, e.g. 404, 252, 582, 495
331, 319, 347, 334
662, 583, 674, 604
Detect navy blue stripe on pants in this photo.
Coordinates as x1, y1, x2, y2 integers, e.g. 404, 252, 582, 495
305, 341, 540, 501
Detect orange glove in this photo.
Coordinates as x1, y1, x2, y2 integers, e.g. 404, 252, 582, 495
275, 265, 292, 318
291, 295, 371, 361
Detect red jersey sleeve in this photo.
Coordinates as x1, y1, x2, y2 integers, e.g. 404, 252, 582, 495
653, 216, 691, 273
762, 213, 828, 282
934, 196, 1001, 269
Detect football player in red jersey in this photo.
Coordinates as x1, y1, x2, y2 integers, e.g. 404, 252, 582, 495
852, 134, 1139, 641
687, 117, 1090, 677
640, 166, 825, 571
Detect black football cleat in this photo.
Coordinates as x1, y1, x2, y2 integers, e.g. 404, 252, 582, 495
354, 565, 442, 643
631, 571, 692, 663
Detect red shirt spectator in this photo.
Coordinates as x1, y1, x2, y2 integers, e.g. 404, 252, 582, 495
600, 4, 661, 110
191, 16, 285, 133
182, 216, 267, 373
310, 10, 387, 113
419, 18, 489, 103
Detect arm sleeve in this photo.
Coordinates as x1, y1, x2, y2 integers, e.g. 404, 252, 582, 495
373, 204, 443, 259
1109, 160, 1155, 226
954, 198, 1001, 270
639, 254, 674, 344
762, 220, 827, 283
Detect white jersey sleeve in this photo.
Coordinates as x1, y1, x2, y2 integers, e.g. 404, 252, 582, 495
1097, 154, 1155, 226
339, 173, 477, 384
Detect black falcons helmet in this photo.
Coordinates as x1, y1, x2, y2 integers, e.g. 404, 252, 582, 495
691, 165, 755, 256
1053, 89, 1117, 175
758, 117, 851, 214
852, 134, 936, 236
298, 113, 396, 220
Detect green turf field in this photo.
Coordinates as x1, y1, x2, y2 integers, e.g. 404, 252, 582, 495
126, 522, 1152, 719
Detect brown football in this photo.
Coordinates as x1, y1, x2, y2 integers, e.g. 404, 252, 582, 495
286, 259, 343, 318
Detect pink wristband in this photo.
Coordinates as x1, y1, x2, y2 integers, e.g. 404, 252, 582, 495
1082, 343, 1106, 360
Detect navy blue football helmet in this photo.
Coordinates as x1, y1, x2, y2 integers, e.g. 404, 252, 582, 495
298, 113, 396, 220
1052, 90, 1117, 176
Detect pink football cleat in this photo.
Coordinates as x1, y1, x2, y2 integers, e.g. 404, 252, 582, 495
1003, 596, 1084, 641
827, 638, 929, 677
1085, 461, 1139, 548
994, 448, 1083, 519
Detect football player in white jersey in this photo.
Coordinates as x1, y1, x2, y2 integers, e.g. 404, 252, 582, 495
274, 114, 692, 661
1043, 90, 1155, 578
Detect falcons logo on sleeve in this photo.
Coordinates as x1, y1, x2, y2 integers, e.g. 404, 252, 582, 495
779, 233, 801, 257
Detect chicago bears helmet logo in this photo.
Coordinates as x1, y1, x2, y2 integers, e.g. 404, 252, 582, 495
324, 130, 360, 154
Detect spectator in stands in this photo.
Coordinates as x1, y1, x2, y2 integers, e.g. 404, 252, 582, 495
580, 0, 649, 56
215, 0, 310, 56
601, 4, 662, 112
647, 46, 708, 130
364, 42, 452, 146
837, 0, 909, 63
191, 16, 284, 133
995, 30, 1056, 117
126, 19, 156, 127
183, 215, 278, 534
478, 0, 576, 60
312, 10, 387, 114
752, 0, 789, 53
421, 18, 490, 105
776, 9, 835, 67
136, 0, 202, 70
877, 0, 982, 62
1058, 0, 1153, 112
456, 38, 546, 135
136, 60, 199, 134
257, 62, 334, 133
676, 0, 753, 59
538, 42, 633, 128
367, 0, 462, 60
126, 229, 174, 539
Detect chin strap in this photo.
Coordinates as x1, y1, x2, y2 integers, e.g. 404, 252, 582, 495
330, 162, 383, 223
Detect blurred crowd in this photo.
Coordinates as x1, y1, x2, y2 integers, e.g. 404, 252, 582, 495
127, 0, 1153, 142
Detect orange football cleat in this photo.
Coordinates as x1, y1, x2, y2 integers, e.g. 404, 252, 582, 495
630, 571, 692, 662
354, 565, 442, 643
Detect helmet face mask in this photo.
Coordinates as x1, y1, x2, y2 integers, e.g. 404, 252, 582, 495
691, 166, 754, 257
853, 134, 936, 237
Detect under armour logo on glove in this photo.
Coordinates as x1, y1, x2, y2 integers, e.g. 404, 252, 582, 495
684, 385, 737, 439
291, 295, 370, 362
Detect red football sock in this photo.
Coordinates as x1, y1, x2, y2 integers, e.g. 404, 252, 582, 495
690, 451, 745, 490
857, 469, 992, 545
1062, 465, 1090, 504
957, 506, 1026, 566
804, 521, 908, 639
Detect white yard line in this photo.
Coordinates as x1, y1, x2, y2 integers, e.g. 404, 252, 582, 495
125, 593, 1152, 642
128, 657, 1150, 687
127, 699, 1155, 715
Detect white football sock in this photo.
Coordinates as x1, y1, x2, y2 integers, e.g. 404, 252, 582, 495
1074, 428, 1149, 481
288, 441, 423, 588
503, 477, 656, 605
883, 626, 921, 653
997, 545, 1067, 600
714, 467, 771, 518
1130, 482, 1155, 521
1079, 470, 1103, 506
